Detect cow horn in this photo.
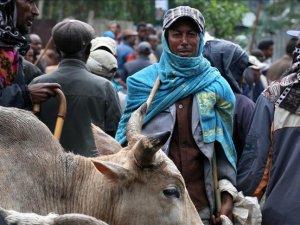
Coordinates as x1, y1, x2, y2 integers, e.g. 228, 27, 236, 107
126, 103, 147, 145
133, 131, 171, 168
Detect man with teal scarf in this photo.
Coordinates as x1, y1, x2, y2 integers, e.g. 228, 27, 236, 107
116, 6, 236, 225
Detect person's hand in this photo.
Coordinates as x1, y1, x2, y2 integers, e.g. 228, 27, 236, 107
211, 191, 234, 225
28, 83, 61, 104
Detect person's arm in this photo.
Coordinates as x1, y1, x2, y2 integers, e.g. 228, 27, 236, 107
104, 82, 122, 137
28, 83, 61, 105
237, 95, 274, 195
0, 57, 60, 109
211, 192, 233, 225
0, 83, 32, 108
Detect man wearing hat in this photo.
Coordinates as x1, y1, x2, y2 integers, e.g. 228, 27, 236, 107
121, 41, 152, 83
116, 29, 137, 77
116, 6, 236, 225
243, 55, 268, 102
31, 19, 121, 157
0, 0, 60, 109
86, 36, 127, 111
237, 30, 300, 225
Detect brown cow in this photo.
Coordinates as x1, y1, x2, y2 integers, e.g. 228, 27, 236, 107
0, 104, 203, 225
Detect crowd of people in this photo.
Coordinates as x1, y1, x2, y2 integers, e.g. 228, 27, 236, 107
1, 1, 300, 225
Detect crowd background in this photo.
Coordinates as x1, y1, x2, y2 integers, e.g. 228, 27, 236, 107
2, 0, 300, 224
23, 0, 299, 106
31, 0, 300, 62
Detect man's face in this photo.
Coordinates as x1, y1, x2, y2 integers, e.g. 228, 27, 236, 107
148, 36, 158, 50
110, 23, 118, 34
138, 26, 147, 41
24, 47, 34, 63
16, 0, 39, 34
264, 46, 274, 59
126, 35, 137, 47
167, 19, 200, 57
30, 34, 42, 54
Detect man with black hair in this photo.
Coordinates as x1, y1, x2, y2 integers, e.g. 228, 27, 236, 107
121, 41, 152, 83
267, 37, 297, 82
31, 19, 121, 157
0, 0, 60, 109
257, 39, 274, 73
116, 6, 236, 225
136, 21, 147, 43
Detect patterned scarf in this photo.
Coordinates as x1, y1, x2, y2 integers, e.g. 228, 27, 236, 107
116, 32, 237, 169
0, 47, 18, 87
263, 41, 300, 114
0, 0, 28, 48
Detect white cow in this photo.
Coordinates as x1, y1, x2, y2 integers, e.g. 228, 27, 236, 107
0, 103, 203, 225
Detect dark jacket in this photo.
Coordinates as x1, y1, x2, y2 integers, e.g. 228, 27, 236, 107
122, 55, 151, 83
0, 56, 32, 109
31, 59, 121, 156
23, 59, 43, 84
266, 54, 292, 82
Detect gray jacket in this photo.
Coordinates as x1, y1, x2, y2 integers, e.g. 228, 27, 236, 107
142, 96, 236, 212
31, 59, 121, 157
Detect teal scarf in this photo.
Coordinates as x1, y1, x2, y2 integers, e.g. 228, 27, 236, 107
115, 32, 237, 169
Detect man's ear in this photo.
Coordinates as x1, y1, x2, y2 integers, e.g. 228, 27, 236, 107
56, 47, 63, 60
84, 43, 92, 60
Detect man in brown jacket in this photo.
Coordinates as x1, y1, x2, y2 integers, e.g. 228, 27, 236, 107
266, 37, 297, 83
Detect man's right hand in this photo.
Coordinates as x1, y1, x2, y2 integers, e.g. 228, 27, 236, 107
28, 83, 61, 104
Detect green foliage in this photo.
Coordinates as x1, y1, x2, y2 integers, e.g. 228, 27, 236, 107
169, 0, 248, 39
259, 0, 300, 35
40, 0, 155, 24
39, 0, 247, 38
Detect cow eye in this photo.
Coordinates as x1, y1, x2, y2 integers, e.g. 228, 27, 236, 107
163, 187, 180, 199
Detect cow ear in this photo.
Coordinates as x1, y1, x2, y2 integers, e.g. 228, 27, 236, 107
91, 159, 129, 180
91, 123, 122, 155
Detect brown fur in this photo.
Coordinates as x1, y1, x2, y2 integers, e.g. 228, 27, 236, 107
0, 106, 203, 225
91, 124, 121, 155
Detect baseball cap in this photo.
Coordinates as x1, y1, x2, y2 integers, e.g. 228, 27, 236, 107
162, 6, 205, 32
122, 29, 138, 38
90, 37, 117, 56
87, 49, 118, 79
137, 41, 151, 55
287, 30, 300, 37
52, 19, 96, 54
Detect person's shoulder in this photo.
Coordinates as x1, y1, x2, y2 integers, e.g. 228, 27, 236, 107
213, 73, 234, 90
126, 64, 158, 87
124, 59, 137, 67
30, 73, 51, 84
88, 72, 109, 82
130, 63, 157, 78
235, 93, 255, 108
88, 73, 115, 88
